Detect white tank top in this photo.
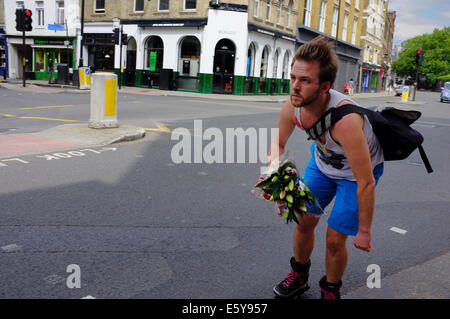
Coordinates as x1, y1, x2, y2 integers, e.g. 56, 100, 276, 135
295, 89, 384, 181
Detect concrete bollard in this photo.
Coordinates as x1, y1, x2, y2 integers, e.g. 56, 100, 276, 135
89, 73, 119, 129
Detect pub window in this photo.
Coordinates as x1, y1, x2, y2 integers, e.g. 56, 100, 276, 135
159, 0, 169, 11
36, 1, 45, 27
134, 0, 144, 12
185, 0, 196, 10
56, 1, 65, 25
95, 0, 105, 13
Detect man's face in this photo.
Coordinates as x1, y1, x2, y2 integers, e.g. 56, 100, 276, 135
289, 59, 326, 108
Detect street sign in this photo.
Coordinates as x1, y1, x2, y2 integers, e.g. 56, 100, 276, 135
48, 24, 65, 31
402, 86, 409, 103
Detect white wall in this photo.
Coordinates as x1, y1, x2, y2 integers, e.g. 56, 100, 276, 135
4, 0, 79, 37
201, 9, 248, 76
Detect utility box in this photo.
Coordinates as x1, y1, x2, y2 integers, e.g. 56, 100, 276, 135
89, 73, 119, 128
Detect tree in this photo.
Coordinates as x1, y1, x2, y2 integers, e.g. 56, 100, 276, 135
392, 27, 450, 84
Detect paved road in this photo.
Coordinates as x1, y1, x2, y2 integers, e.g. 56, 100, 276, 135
0, 86, 448, 299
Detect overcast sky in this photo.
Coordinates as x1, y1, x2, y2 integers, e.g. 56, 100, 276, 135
389, 0, 450, 45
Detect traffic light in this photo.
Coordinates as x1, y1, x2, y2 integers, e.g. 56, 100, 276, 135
23, 9, 33, 31
415, 49, 423, 66
121, 33, 128, 46
15, 9, 24, 31
113, 28, 120, 45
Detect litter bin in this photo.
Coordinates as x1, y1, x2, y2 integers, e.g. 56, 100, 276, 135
57, 64, 69, 84
159, 68, 173, 90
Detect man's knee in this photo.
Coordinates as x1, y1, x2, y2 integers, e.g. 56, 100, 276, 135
296, 214, 319, 234
326, 229, 347, 256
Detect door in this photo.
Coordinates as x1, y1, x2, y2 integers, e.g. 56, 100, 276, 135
213, 39, 235, 94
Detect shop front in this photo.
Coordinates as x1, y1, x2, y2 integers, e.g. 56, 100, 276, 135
84, 33, 116, 72
361, 63, 380, 93
0, 30, 8, 79
32, 38, 75, 81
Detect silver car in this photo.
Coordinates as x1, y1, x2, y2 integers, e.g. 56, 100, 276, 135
441, 82, 450, 103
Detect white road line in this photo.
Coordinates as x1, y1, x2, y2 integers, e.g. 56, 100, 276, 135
390, 227, 408, 235
81, 295, 96, 299
1, 244, 22, 252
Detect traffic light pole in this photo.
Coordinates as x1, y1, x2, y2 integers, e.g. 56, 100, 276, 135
119, 25, 123, 89
22, 27, 26, 87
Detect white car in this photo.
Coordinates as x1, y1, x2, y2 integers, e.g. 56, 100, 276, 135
394, 85, 403, 96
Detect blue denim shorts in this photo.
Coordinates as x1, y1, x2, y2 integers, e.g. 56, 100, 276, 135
304, 143, 384, 236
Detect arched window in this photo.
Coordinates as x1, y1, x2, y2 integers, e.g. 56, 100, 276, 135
247, 42, 256, 77
272, 49, 280, 78
282, 50, 290, 79
145, 36, 164, 72
260, 45, 269, 78
178, 36, 200, 76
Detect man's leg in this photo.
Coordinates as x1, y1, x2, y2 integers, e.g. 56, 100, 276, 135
293, 213, 320, 264
325, 226, 348, 283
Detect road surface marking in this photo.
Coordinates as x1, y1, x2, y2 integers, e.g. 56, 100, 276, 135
1, 244, 22, 252
81, 295, 96, 299
145, 122, 171, 133
19, 105, 73, 110
1, 113, 77, 122
390, 227, 408, 235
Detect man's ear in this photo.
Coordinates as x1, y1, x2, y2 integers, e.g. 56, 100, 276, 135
320, 81, 331, 93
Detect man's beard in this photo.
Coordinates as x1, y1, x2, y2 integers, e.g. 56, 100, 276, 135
290, 88, 321, 108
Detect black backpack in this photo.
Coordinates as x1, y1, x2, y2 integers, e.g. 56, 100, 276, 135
304, 104, 433, 173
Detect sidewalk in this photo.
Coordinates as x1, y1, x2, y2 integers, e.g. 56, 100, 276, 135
0, 123, 146, 159
1, 79, 396, 102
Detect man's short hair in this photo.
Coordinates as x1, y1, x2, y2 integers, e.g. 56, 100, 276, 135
292, 36, 339, 87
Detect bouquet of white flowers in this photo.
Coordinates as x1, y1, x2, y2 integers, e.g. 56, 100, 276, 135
253, 156, 323, 224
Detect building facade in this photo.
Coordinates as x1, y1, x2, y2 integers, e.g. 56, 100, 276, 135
4, 0, 79, 81
381, 9, 395, 90
79, 0, 298, 95
359, 0, 388, 93
296, 0, 364, 93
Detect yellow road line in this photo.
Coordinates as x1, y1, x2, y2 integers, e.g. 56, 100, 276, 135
145, 122, 171, 133
1, 113, 77, 122
19, 105, 73, 110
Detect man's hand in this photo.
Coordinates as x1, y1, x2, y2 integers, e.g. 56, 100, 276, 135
353, 230, 371, 252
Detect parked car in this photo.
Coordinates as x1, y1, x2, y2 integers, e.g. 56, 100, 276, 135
441, 82, 450, 103
394, 85, 403, 96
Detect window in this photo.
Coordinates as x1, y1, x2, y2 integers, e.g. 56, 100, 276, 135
56, 1, 64, 25
351, 17, 358, 44
254, 0, 259, 17
355, 0, 359, 9
303, 0, 311, 27
331, 6, 338, 37
159, 0, 169, 11
319, 1, 326, 32
277, 2, 282, 24
95, 0, 105, 13
342, 13, 349, 41
135, 0, 144, 12
265, 0, 271, 22
286, 1, 292, 28
16, 1, 24, 9
185, 0, 196, 10
36, 1, 44, 27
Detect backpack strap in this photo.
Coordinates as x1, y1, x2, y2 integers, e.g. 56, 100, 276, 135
304, 104, 367, 140
418, 145, 433, 173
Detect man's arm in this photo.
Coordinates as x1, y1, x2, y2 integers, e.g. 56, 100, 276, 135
268, 100, 296, 165
331, 112, 376, 252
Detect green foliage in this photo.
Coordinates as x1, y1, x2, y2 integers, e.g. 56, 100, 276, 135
438, 74, 450, 82
392, 27, 450, 83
